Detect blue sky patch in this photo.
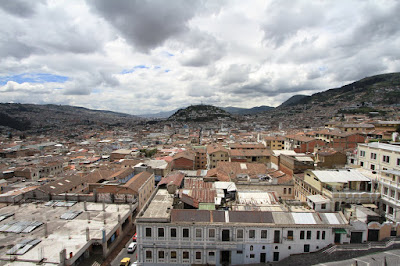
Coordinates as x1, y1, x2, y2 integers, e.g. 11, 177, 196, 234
165, 69, 170, 73
120, 65, 151, 74
0, 73, 69, 85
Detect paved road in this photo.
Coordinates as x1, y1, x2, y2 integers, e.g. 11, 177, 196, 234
111, 239, 138, 266
315, 248, 400, 266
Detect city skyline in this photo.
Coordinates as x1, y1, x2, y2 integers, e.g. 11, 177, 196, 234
0, 0, 400, 115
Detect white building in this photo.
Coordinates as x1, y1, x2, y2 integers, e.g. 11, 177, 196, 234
136, 189, 350, 265
357, 143, 400, 222
357, 142, 400, 172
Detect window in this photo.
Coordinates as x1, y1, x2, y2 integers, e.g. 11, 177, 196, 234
287, 230, 293, 240
322, 231, 326, 240
158, 228, 164, 237
146, 250, 152, 259
261, 230, 268, 239
307, 231, 312, 239
383, 155, 390, 163
360, 150, 365, 157
317, 231, 320, 240
237, 250, 243, 254
304, 244, 310, 252
183, 228, 189, 238
397, 158, 400, 166
389, 207, 394, 215
250, 254, 255, 258
196, 228, 202, 238
196, 251, 201, 260
284, 188, 287, 194
183, 251, 189, 259
171, 251, 177, 259
391, 190, 395, 198
360, 161, 364, 167
146, 227, 152, 237
289, 188, 292, 194
249, 230, 255, 239
170, 228, 176, 238
371, 164, 375, 170
371, 153, 377, 160
321, 203, 326, 210
209, 228, 215, 238
158, 251, 164, 259
384, 187, 389, 195
209, 251, 215, 257
237, 229, 244, 239
300, 230, 305, 239
250, 245, 253, 251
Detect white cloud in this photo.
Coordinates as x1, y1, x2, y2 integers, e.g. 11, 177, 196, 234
0, 0, 399, 115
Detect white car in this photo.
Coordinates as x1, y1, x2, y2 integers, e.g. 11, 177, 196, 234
127, 242, 137, 253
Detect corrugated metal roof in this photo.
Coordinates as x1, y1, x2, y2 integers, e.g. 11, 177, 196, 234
312, 169, 370, 183
291, 213, 316, 224
60, 210, 82, 220
322, 213, 341, 224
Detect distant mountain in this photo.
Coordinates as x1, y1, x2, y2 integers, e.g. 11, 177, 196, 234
222, 105, 274, 115
279, 95, 308, 107
254, 72, 400, 129
0, 103, 141, 133
168, 105, 233, 122
139, 108, 181, 118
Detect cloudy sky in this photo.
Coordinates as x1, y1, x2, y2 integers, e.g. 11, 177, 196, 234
1, 0, 399, 115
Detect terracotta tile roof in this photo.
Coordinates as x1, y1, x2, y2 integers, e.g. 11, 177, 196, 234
158, 172, 185, 187
285, 134, 315, 143
172, 150, 195, 161
206, 144, 229, 154
206, 162, 267, 181
229, 149, 271, 157
123, 171, 153, 193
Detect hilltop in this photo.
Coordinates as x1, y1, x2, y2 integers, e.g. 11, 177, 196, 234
168, 105, 234, 122
0, 103, 141, 134
254, 72, 400, 129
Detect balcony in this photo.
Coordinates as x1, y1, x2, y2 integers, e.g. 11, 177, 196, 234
380, 178, 400, 190
322, 188, 380, 200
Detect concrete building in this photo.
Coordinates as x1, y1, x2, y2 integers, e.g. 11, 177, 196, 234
0, 201, 135, 265
379, 169, 400, 222
357, 142, 400, 172
294, 169, 380, 211
135, 188, 350, 265
207, 144, 229, 169
124, 171, 155, 211
263, 136, 285, 150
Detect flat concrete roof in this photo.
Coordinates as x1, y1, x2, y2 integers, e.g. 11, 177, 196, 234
138, 189, 173, 221
0, 201, 132, 265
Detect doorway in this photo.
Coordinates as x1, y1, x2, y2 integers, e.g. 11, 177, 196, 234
220, 251, 230, 265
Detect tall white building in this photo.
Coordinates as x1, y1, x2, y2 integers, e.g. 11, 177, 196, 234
136, 189, 349, 265
357, 142, 400, 222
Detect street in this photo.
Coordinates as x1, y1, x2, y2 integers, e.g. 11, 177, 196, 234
111, 239, 138, 266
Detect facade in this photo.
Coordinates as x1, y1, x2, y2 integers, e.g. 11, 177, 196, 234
207, 144, 229, 169
357, 142, 400, 172
136, 189, 350, 265
229, 149, 271, 165
124, 171, 155, 211
315, 150, 347, 169
193, 147, 207, 169
263, 136, 285, 150
379, 169, 400, 222
284, 135, 326, 153
279, 154, 314, 176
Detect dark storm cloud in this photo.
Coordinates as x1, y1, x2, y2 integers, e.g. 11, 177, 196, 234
87, 0, 201, 52
0, 0, 43, 17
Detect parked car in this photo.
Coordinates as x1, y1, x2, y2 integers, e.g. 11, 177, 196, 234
120, 257, 131, 266
127, 242, 137, 253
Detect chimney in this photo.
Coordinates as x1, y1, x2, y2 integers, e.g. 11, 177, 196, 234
84, 201, 87, 211
102, 201, 105, 212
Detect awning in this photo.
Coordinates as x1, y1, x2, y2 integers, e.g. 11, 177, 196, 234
334, 228, 347, 234
362, 203, 378, 209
